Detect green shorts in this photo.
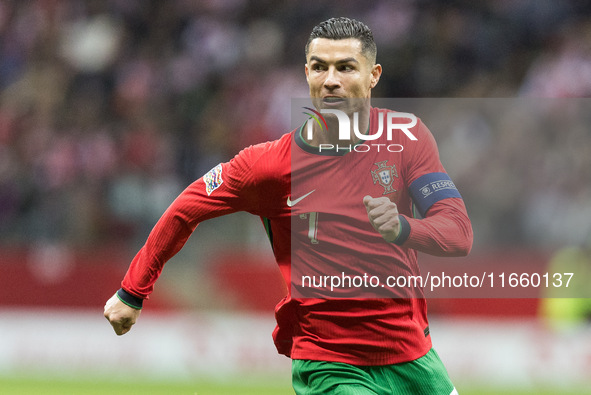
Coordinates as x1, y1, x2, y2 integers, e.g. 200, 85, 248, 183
292, 348, 458, 395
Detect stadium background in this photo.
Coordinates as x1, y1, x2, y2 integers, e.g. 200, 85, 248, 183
0, 0, 590, 393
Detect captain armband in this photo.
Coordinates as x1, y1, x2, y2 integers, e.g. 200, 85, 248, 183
409, 172, 462, 217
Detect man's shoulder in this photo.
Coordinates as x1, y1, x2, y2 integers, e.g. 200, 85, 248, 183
243, 131, 292, 153
231, 131, 293, 175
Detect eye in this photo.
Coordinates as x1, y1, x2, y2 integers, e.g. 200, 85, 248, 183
311, 63, 326, 71
340, 64, 355, 72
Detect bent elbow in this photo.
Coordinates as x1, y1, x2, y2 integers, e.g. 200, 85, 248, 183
456, 223, 474, 257
456, 239, 472, 257
440, 240, 471, 257
445, 222, 473, 257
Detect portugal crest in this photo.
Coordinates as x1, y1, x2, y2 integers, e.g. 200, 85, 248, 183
371, 160, 398, 195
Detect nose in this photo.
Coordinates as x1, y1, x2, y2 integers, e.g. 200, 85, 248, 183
323, 67, 341, 90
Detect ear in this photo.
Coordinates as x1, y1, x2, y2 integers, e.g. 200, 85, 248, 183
305, 63, 310, 83
370, 64, 382, 89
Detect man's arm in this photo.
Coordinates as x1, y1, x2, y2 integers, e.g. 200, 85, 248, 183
365, 116, 473, 257
364, 196, 472, 257
103, 143, 266, 335
103, 177, 242, 336
398, 197, 472, 256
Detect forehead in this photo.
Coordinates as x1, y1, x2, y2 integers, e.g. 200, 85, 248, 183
306, 38, 365, 62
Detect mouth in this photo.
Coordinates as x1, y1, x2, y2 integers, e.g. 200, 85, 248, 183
322, 96, 345, 105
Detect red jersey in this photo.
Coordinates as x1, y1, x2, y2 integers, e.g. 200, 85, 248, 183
121, 107, 473, 366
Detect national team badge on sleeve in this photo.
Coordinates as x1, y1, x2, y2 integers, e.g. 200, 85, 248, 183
204, 163, 223, 195
371, 160, 398, 195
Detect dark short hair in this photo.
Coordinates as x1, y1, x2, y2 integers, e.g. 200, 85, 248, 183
305, 17, 377, 63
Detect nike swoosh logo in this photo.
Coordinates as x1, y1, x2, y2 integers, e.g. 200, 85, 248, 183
287, 190, 315, 207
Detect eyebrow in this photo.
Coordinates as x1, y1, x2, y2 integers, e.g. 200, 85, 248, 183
309, 56, 359, 64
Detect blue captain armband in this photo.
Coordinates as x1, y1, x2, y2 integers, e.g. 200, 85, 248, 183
409, 172, 462, 217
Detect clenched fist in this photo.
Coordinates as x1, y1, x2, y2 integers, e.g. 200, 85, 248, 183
104, 293, 141, 335
363, 195, 401, 243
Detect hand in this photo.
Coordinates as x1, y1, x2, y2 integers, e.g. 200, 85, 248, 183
104, 293, 141, 335
363, 195, 401, 243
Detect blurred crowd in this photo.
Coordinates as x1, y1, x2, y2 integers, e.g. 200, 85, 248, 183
0, 0, 590, 250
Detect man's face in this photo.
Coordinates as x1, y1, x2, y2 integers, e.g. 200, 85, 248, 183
305, 38, 381, 112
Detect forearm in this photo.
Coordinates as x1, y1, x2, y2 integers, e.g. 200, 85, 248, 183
395, 198, 473, 257
120, 178, 239, 300
121, 204, 196, 299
